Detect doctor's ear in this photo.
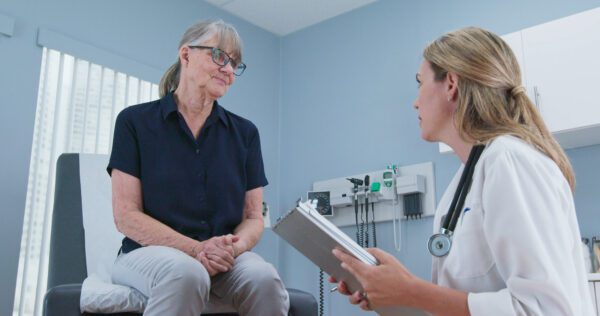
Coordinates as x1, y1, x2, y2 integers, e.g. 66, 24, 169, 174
445, 72, 459, 102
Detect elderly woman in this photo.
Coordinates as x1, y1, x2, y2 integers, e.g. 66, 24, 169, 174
108, 20, 289, 315
332, 27, 594, 316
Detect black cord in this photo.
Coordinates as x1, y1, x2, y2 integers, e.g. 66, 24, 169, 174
364, 175, 370, 248
360, 203, 365, 247
371, 202, 377, 247
365, 204, 369, 248
354, 196, 360, 244
319, 269, 324, 316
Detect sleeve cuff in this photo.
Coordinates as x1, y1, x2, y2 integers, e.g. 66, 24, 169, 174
468, 290, 513, 316
107, 161, 140, 179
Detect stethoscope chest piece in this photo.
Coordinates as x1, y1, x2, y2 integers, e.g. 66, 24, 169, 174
428, 231, 452, 257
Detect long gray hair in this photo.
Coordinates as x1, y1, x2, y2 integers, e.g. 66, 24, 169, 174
159, 20, 243, 97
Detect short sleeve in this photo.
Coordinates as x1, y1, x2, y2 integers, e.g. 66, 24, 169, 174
245, 126, 268, 190
107, 108, 140, 178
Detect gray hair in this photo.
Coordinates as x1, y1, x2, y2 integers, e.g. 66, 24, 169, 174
159, 20, 243, 97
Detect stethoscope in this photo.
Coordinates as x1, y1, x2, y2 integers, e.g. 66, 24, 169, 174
428, 144, 486, 257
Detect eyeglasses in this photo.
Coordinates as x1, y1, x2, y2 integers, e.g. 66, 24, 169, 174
188, 45, 246, 76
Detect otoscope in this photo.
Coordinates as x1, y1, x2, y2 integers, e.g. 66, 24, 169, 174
347, 178, 363, 244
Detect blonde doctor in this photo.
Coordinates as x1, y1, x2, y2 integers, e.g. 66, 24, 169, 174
331, 26, 595, 315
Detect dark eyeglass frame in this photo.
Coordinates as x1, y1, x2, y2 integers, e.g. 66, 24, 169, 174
188, 45, 246, 76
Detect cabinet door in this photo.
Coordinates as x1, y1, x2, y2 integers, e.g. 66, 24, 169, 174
591, 281, 598, 315
595, 282, 600, 315
522, 7, 600, 133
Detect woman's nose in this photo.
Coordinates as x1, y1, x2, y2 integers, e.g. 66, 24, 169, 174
221, 62, 234, 74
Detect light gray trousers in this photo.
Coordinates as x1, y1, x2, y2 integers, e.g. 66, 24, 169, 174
111, 245, 289, 316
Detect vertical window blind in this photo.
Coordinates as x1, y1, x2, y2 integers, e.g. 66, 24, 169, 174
13, 47, 159, 316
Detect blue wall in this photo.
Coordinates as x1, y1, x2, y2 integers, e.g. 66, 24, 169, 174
0, 0, 281, 314
279, 0, 600, 314
2, 0, 600, 315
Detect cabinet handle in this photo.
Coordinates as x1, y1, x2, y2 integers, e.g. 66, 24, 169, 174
533, 86, 540, 109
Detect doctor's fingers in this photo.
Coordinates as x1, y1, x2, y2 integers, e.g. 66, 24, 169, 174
327, 276, 352, 295
333, 248, 363, 267
337, 280, 352, 295
333, 249, 371, 284
366, 247, 397, 264
349, 291, 372, 311
359, 299, 371, 311
338, 281, 352, 295
349, 291, 365, 305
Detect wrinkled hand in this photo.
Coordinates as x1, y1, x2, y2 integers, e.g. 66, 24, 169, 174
196, 235, 239, 275
197, 251, 220, 276
231, 237, 247, 259
332, 247, 418, 311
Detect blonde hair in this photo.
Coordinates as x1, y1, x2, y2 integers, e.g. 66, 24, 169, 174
159, 19, 243, 97
423, 27, 575, 190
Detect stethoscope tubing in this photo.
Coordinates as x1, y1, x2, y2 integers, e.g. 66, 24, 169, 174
446, 145, 485, 232
429, 144, 485, 257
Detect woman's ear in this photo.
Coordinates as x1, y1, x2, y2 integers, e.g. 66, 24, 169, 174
446, 72, 459, 102
179, 46, 190, 66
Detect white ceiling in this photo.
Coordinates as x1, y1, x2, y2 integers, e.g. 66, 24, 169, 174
205, 0, 377, 36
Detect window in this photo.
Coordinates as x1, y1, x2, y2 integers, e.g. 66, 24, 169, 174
13, 47, 159, 316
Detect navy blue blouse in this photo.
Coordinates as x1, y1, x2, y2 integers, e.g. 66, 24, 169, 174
107, 93, 268, 253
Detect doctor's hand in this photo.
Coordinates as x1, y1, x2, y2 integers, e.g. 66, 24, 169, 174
332, 247, 419, 311
327, 275, 368, 310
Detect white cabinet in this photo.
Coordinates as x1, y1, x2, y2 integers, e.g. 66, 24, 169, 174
596, 282, 600, 315
591, 282, 597, 315
521, 7, 600, 148
590, 273, 600, 315
502, 31, 527, 89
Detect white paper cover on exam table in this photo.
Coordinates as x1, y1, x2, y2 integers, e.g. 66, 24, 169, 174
431, 135, 594, 316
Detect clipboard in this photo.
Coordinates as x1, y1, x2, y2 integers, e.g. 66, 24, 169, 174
273, 201, 427, 316
272, 201, 376, 294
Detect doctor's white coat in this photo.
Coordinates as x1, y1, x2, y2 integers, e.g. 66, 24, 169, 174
432, 135, 595, 316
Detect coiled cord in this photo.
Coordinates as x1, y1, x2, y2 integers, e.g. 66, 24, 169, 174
371, 202, 377, 247
359, 204, 365, 246
319, 269, 324, 316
